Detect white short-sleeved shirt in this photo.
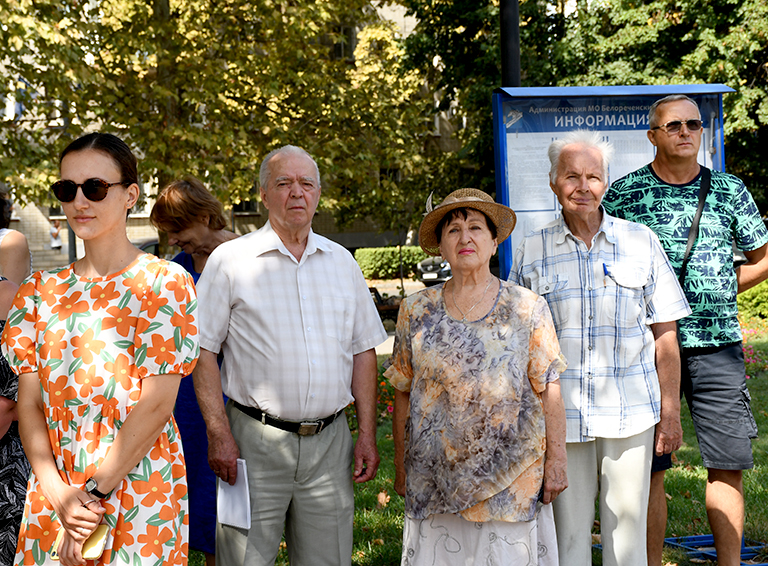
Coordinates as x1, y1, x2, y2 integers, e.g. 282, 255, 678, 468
196, 220, 387, 421
511, 211, 691, 442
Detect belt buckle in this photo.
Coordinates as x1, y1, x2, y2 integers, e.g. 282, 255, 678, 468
298, 421, 321, 436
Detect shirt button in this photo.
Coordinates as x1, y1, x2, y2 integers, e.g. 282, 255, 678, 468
544, 285, 550, 291
589, 315, 593, 320
588, 286, 592, 291
588, 346, 593, 350
307, 327, 312, 332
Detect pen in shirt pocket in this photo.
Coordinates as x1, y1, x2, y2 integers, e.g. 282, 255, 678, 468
602, 263, 614, 287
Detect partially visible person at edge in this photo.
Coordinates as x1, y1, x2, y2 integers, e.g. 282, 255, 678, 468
1, 132, 200, 566
193, 145, 387, 566
150, 175, 238, 566
0, 276, 30, 565
0, 187, 31, 285
50, 219, 63, 251
386, 188, 568, 565
602, 94, 768, 566
511, 130, 691, 566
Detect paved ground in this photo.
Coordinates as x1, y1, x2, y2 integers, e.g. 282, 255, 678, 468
367, 278, 428, 356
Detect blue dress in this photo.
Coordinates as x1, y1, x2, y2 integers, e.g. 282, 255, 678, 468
173, 252, 225, 555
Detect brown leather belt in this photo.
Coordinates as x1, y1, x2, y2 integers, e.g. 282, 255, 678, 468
232, 401, 344, 436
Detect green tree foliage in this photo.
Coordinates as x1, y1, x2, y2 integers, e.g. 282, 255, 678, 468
0, 0, 430, 229
558, 0, 768, 209
398, 0, 768, 209
397, 0, 564, 196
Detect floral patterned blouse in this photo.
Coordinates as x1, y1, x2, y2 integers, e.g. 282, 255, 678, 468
385, 280, 566, 523
1, 254, 199, 566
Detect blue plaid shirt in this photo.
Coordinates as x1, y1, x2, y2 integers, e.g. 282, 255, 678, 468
510, 211, 691, 442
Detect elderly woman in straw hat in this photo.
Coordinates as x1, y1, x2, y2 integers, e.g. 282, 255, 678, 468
385, 188, 569, 565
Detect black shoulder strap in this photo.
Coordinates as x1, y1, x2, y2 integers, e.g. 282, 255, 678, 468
678, 166, 711, 287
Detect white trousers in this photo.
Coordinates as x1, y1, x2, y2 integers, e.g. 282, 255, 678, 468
552, 427, 654, 566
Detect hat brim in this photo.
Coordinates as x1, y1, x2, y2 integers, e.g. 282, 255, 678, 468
418, 200, 517, 256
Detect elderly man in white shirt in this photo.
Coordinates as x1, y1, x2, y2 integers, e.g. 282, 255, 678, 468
511, 130, 690, 566
193, 145, 387, 566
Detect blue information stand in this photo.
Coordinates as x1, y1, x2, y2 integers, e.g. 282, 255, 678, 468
491, 84, 735, 278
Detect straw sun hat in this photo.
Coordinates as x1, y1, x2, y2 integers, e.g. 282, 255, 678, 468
418, 188, 517, 256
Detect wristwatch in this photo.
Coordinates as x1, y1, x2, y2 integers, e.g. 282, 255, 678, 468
84, 478, 109, 499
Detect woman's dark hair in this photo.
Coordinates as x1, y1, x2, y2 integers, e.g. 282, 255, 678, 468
151, 175, 228, 233
435, 207, 497, 245
0, 186, 12, 229
60, 132, 138, 187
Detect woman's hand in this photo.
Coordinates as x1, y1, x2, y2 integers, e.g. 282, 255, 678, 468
49, 485, 105, 542
542, 454, 568, 504
394, 465, 406, 497
56, 528, 87, 566
541, 380, 568, 504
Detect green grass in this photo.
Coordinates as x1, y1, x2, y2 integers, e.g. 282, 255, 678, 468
191, 329, 768, 566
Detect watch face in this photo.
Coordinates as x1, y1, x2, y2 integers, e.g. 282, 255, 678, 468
85, 478, 97, 492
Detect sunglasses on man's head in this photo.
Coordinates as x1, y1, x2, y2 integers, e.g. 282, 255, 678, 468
651, 119, 703, 134
51, 178, 125, 203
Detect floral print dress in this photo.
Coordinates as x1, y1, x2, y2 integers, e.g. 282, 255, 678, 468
1, 254, 199, 566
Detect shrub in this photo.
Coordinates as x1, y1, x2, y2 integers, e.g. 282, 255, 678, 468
354, 246, 427, 280
737, 279, 768, 319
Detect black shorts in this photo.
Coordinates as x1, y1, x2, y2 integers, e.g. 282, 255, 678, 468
651, 342, 757, 472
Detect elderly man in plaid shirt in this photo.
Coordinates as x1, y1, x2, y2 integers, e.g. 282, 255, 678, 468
511, 130, 690, 566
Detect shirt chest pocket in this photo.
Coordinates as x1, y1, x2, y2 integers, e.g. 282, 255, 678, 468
601, 264, 649, 326
535, 275, 570, 327
321, 295, 354, 344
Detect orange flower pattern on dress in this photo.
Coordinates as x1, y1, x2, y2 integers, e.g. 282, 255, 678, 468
70, 328, 106, 365
101, 305, 138, 338
50, 291, 89, 321
73, 365, 103, 398
89, 281, 121, 310
104, 353, 135, 391
1, 254, 199, 566
138, 525, 174, 559
39, 328, 67, 360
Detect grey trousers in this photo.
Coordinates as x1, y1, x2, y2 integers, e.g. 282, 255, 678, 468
216, 401, 355, 566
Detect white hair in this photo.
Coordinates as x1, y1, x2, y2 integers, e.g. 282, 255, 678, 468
258, 145, 321, 189
548, 130, 614, 184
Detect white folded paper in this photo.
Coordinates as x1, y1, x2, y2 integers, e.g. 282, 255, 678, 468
217, 458, 251, 529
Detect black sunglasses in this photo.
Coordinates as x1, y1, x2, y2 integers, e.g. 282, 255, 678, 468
51, 178, 126, 203
651, 119, 703, 134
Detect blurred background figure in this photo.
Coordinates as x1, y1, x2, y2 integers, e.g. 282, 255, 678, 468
0, 187, 31, 285
50, 219, 62, 251
150, 175, 238, 277
0, 276, 29, 566
151, 175, 238, 566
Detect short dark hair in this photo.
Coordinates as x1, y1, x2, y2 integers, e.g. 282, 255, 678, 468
151, 175, 228, 233
435, 207, 497, 245
648, 95, 700, 129
60, 132, 138, 187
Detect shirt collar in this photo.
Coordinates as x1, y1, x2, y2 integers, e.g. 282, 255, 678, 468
554, 206, 618, 246
251, 219, 333, 262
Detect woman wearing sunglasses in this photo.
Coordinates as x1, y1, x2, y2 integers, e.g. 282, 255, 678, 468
1, 133, 200, 566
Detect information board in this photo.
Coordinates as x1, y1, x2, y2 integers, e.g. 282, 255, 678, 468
492, 84, 735, 278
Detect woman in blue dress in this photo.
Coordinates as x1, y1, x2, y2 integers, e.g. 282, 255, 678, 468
151, 176, 237, 566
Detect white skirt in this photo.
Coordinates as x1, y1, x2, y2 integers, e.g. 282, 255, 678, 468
401, 503, 558, 566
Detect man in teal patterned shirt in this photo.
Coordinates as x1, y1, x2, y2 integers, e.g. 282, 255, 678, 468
603, 94, 768, 566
